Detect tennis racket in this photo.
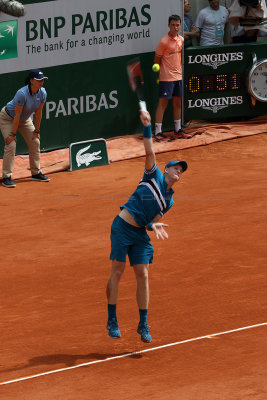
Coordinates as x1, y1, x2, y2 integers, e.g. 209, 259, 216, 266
126, 57, 147, 112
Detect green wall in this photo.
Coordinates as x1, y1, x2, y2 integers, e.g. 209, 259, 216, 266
0, 52, 175, 156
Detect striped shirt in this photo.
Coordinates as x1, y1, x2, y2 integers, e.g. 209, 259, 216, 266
121, 164, 174, 227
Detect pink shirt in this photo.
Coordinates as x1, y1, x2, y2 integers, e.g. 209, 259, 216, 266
156, 33, 184, 81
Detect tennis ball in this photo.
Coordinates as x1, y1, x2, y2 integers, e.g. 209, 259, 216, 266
152, 63, 160, 72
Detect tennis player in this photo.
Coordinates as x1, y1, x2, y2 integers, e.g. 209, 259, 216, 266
106, 109, 188, 342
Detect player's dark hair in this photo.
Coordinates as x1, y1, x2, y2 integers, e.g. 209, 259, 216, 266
168, 14, 181, 24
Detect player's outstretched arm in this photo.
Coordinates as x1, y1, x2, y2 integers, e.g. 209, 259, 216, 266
140, 110, 156, 171
146, 215, 169, 240
151, 223, 169, 240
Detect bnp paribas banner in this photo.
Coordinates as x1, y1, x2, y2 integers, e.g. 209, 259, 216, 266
0, 0, 182, 155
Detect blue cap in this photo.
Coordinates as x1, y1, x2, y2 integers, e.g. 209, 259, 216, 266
165, 160, 188, 172
28, 69, 48, 80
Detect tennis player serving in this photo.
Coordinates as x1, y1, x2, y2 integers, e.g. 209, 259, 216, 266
106, 109, 188, 343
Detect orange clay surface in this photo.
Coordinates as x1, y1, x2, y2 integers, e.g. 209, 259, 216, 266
1, 133, 267, 400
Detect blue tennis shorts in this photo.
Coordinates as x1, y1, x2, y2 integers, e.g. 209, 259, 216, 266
110, 215, 154, 266
159, 80, 182, 99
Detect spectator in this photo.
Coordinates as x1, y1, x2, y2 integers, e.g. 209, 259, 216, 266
230, 22, 258, 42
195, 0, 229, 46
228, 0, 267, 42
228, 0, 267, 30
184, 0, 200, 47
230, 23, 247, 42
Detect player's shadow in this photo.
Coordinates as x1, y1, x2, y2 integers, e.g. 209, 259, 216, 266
0, 352, 143, 374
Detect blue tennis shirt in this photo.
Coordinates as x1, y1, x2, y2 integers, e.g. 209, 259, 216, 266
6, 85, 47, 121
121, 163, 174, 227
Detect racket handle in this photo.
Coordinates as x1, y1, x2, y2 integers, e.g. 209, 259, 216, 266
139, 100, 147, 112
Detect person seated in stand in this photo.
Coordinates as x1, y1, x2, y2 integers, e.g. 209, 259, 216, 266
228, 0, 267, 42
230, 22, 258, 42
229, 0, 267, 28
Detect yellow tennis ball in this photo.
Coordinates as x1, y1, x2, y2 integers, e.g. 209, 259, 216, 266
152, 63, 160, 72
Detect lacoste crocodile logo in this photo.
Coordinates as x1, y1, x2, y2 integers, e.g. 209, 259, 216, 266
76, 144, 102, 167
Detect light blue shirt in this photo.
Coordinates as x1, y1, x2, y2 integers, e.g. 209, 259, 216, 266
121, 164, 174, 227
195, 6, 229, 46
6, 85, 47, 121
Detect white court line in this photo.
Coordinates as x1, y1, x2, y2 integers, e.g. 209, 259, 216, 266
1, 322, 266, 386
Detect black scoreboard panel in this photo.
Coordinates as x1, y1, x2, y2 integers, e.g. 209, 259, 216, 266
184, 43, 267, 121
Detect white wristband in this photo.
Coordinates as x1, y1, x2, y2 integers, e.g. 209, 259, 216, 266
139, 100, 147, 112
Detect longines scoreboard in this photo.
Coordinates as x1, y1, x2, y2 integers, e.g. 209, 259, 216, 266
184, 42, 267, 121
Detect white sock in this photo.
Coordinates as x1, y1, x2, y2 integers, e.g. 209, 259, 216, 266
155, 123, 162, 135
174, 120, 181, 132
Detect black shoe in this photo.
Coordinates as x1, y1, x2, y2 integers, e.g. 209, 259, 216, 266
2, 177, 16, 188
32, 173, 50, 182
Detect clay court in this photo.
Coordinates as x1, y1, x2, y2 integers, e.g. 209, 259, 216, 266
1, 127, 267, 399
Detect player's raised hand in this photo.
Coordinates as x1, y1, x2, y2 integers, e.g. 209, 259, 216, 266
152, 223, 169, 240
